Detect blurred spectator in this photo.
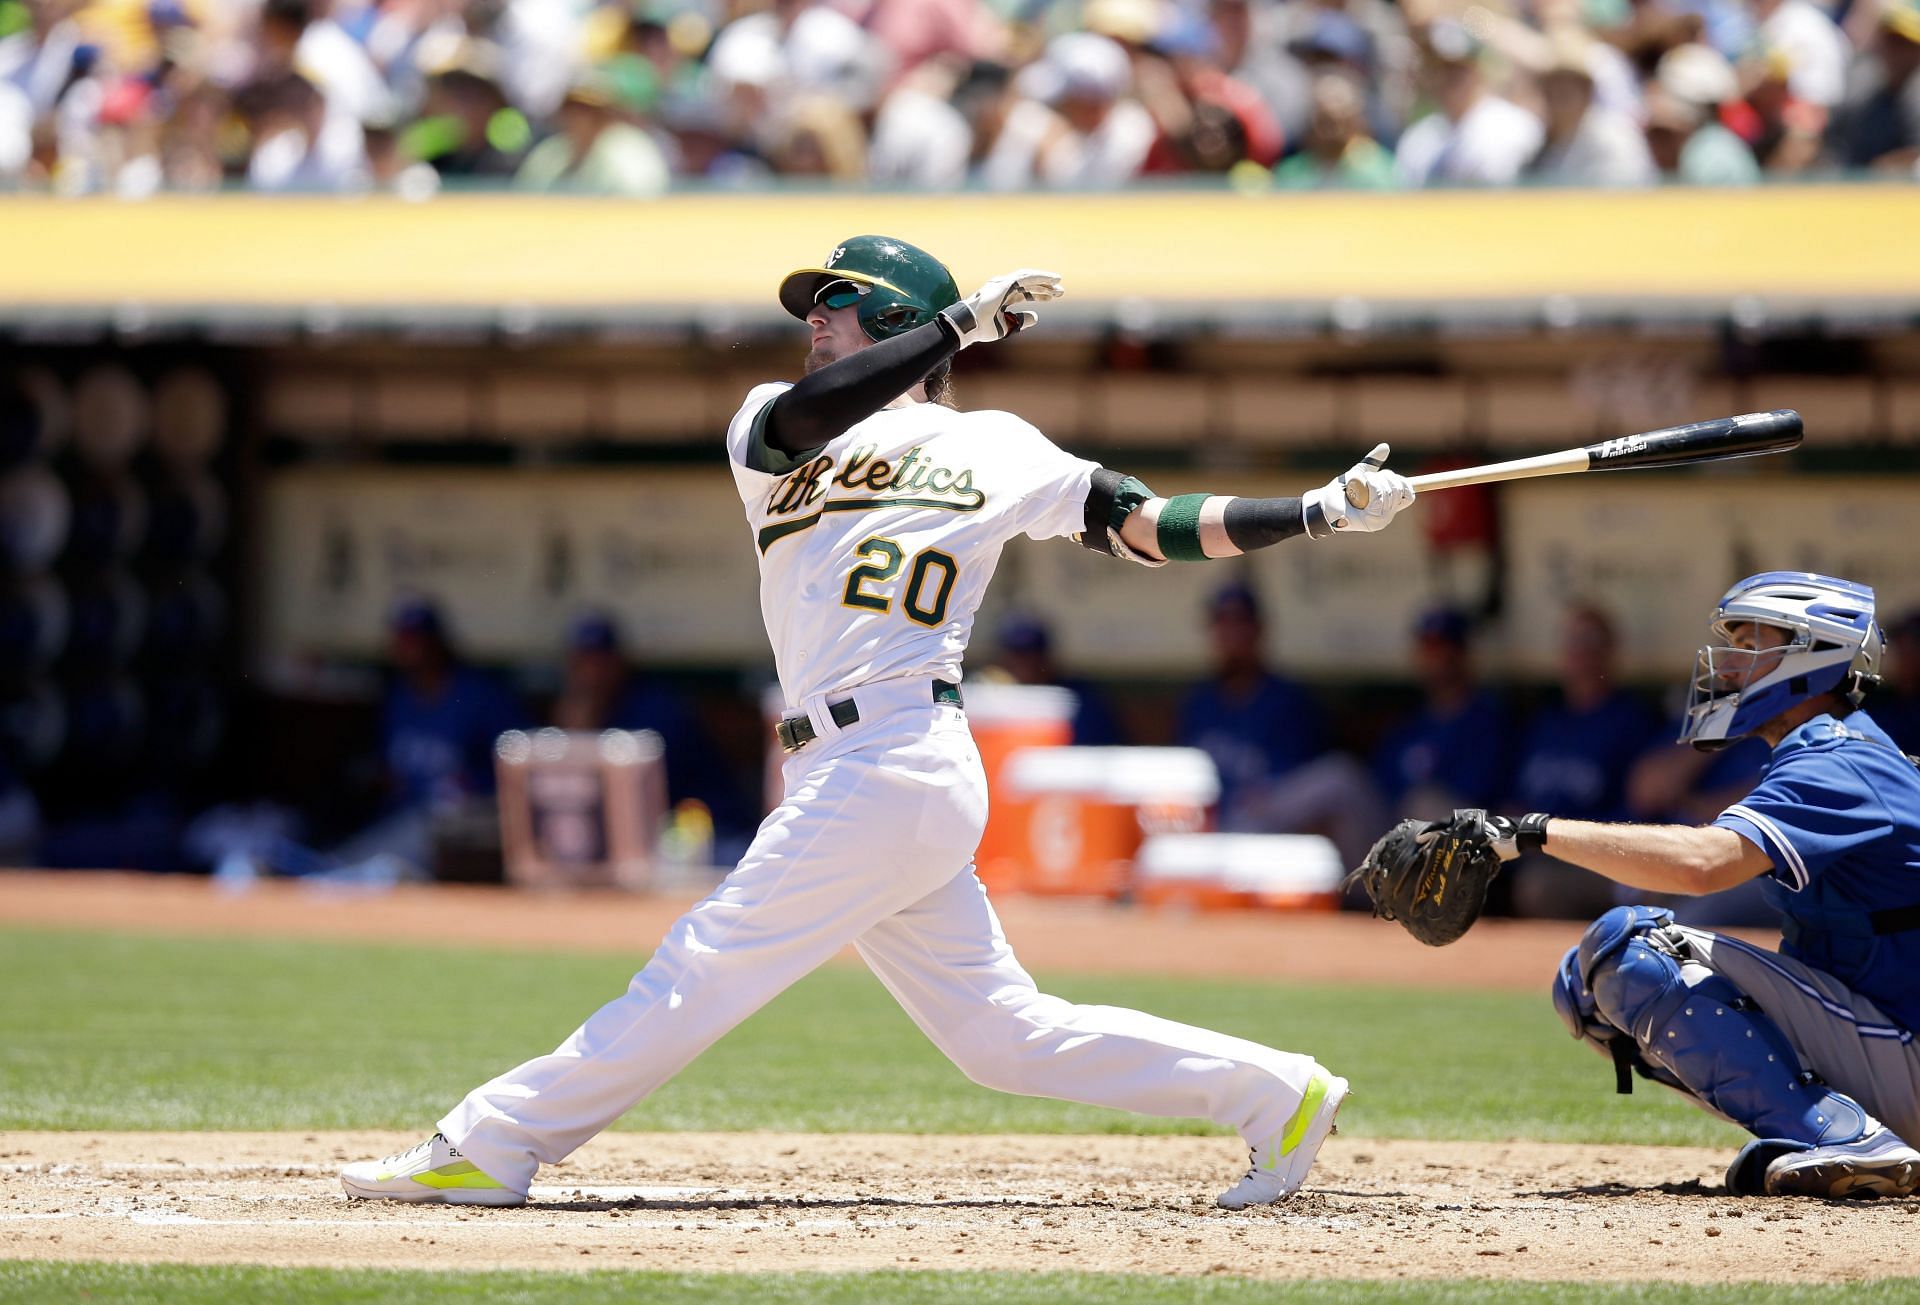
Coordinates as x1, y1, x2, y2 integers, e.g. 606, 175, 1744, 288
1372, 605, 1511, 819
1523, 30, 1656, 184
1876, 608, 1920, 755
259, 0, 394, 128
1174, 584, 1383, 864
379, 597, 527, 818
1278, 1, 1414, 144
991, 612, 1123, 746
706, 0, 888, 160
551, 610, 749, 838
1208, 0, 1302, 139
1178, 583, 1329, 814
1645, 42, 1761, 181
1134, 9, 1283, 173
1826, 0, 1920, 173
407, 43, 529, 180
1751, 0, 1851, 110
1272, 69, 1395, 188
516, 69, 669, 194
858, 0, 1006, 82
1394, 20, 1543, 187
982, 32, 1154, 187
1726, 44, 1829, 173
224, 596, 528, 884
868, 56, 980, 187
1506, 604, 1664, 917
765, 92, 867, 181
236, 71, 368, 191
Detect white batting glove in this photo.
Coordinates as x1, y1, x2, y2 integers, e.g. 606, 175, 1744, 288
1301, 443, 1415, 539
938, 269, 1064, 348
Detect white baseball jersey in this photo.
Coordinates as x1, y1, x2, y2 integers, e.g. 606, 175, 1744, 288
726, 383, 1097, 706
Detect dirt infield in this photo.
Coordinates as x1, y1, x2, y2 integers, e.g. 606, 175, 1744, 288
2, 869, 1779, 989
6, 871, 1894, 1286
4, 1131, 1916, 1283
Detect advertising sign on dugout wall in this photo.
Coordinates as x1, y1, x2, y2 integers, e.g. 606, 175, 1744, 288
258, 469, 1920, 683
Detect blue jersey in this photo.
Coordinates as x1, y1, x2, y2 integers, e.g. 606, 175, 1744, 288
1372, 689, 1511, 808
383, 667, 528, 809
1512, 689, 1662, 821
1714, 711, 1920, 1034
1178, 673, 1325, 814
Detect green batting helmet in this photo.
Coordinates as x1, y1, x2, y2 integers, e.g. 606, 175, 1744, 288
778, 235, 962, 342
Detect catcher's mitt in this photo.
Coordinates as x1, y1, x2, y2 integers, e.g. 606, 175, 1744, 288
1349, 809, 1507, 947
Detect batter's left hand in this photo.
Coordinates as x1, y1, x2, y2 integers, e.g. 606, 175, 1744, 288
1302, 443, 1415, 538
940, 270, 1064, 348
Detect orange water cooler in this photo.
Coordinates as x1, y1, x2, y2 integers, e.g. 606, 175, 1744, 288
1001, 747, 1220, 898
961, 684, 1076, 895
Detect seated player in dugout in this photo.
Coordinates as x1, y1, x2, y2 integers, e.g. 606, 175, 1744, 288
340, 235, 1415, 1212
1387, 574, 1920, 1199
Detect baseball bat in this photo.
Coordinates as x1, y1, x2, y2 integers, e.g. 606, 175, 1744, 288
1343, 409, 1803, 507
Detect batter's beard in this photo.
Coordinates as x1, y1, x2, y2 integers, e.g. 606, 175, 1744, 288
803, 344, 838, 374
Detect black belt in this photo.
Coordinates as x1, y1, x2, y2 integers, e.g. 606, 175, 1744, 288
775, 679, 963, 754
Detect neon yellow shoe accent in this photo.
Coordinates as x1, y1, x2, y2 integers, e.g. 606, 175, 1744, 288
408, 1160, 510, 1192
1266, 1069, 1333, 1170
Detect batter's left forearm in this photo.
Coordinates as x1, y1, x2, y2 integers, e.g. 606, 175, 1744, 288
1117, 494, 1307, 562
1534, 819, 1769, 896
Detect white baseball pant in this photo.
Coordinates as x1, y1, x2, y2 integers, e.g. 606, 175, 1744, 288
440, 675, 1323, 1193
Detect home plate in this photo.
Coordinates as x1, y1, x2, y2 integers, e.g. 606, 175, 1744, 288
527, 1184, 756, 1201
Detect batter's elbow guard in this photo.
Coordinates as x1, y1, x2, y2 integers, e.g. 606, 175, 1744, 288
1077, 468, 1165, 567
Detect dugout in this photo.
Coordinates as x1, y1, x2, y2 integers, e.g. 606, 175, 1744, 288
1, 187, 1917, 872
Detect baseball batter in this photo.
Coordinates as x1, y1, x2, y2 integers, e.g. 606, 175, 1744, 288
341, 235, 1415, 1210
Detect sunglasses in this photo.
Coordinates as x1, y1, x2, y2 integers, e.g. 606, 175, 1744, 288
814, 279, 869, 310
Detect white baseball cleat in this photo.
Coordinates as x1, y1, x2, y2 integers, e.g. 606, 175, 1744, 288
340, 1133, 526, 1206
1217, 1068, 1349, 1209
1763, 1127, 1920, 1199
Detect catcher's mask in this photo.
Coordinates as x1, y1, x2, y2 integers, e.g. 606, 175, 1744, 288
778, 235, 962, 343
1679, 571, 1882, 750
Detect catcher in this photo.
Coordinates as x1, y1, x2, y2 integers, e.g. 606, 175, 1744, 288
1353, 572, 1920, 1198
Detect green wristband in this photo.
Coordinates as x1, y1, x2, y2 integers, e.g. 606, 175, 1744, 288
1155, 493, 1212, 563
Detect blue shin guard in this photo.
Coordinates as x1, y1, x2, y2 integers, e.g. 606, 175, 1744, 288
1554, 906, 1870, 1150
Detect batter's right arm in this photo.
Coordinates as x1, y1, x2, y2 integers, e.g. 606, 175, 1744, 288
759, 270, 1068, 460
1085, 445, 1416, 564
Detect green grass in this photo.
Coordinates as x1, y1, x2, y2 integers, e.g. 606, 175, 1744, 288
7, 1265, 1920, 1305
0, 925, 1736, 1145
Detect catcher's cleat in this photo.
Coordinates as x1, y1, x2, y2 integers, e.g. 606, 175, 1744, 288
1762, 1127, 1920, 1200
1217, 1068, 1349, 1209
341, 1133, 525, 1206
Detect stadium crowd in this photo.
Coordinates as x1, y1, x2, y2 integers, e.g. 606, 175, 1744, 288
0, 0, 1914, 195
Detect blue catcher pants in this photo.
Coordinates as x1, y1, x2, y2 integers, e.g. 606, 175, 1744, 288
1552, 906, 1873, 1147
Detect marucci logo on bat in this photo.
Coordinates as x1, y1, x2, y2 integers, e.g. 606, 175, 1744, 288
1594, 434, 1648, 460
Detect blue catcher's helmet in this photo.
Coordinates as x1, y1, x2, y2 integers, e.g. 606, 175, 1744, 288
1679, 571, 1884, 749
